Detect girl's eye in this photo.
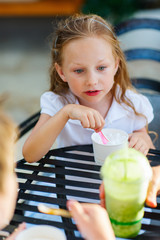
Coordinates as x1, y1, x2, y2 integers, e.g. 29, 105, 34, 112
98, 66, 106, 71
74, 69, 83, 74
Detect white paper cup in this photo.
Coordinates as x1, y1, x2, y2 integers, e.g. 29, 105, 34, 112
91, 128, 128, 165
15, 225, 66, 240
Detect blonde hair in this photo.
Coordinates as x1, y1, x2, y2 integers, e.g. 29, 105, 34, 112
0, 107, 17, 193
49, 13, 144, 118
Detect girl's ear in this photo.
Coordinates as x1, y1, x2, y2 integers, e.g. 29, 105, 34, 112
55, 63, 67, 82
114, 58, 119, 75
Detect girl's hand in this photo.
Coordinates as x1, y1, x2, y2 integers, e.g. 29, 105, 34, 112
146, 166, 160, 208
6, 222, 26, 240
65, 104, 105, 132
128, 130, 154, 156
67, 200, 115, 240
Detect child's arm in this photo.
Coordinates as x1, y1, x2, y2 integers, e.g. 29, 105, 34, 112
128, 127, 155, 156
23, 104, 105, 163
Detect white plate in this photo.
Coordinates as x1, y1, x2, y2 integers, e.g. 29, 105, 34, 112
15, 225, 66, 240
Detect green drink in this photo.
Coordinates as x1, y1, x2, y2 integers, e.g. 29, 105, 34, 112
101, 148, 152, 238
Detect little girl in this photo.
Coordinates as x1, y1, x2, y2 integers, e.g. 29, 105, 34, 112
23, 13, 154, 163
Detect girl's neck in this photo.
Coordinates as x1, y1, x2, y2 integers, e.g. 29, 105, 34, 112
78, 92, 113, 119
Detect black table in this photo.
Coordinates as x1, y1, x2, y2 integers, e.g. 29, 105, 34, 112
3, 145, 160, 240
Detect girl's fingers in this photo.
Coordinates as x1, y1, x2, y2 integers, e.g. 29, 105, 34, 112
81, 111, 104, 130
80, 115, 90, 128
94, 115, 105, 132
87, 112, 96, 129
128, 135, 137, 148
138, 145, 148, 156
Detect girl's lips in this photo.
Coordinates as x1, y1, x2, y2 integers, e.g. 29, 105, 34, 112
85, 90, 101, 96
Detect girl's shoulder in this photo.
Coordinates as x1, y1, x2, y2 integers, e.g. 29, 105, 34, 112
125, 88, 152, 107
40, 91, 64, 116
40, 91, 77, 113
41, 91, 61, 102
116, 85, 152, 108
40, 91, 64, 107
123, 89, 153, 123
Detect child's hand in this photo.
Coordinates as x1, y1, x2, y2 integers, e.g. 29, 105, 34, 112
99, 182, 105, 208
65, 104, 105, 132
6, 222, 26, 240
146, 166, 160, 208
67, 200, 115, 240
128, 131, 154, 156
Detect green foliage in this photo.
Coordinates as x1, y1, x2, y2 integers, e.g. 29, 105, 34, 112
82, 0, 141, 24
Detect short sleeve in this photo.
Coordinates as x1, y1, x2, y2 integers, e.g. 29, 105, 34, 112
140, 95, 154, 123
40, 91, 64, 116
127, 90, 154, 130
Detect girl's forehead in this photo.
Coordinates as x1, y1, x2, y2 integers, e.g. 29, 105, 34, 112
66, 34, 110, 43
62, 36, 113, 53
61, 36, 116, 65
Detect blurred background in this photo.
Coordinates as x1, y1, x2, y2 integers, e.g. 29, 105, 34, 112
0, 0, 160, 158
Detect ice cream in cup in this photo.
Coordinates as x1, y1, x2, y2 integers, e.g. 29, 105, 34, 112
101, 148, 152, 238
91, 128, 128, 165
15, 225, 66, 240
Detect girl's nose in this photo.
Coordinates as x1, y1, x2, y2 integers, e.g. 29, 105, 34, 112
86, 71, 98, 86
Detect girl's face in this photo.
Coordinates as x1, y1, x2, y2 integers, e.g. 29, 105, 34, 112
55, 36, 119, 107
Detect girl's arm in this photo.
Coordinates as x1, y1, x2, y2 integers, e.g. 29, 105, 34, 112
128, 127, 155, 156
23, 104, 105, 163
22, 107, 68, 163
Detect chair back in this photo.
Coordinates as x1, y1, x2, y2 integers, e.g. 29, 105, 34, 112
116, 18, 160, 92
144, 93, 160, 149
116, 18, 160, 148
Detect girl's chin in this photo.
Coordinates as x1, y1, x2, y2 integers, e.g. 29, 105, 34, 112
79, 98, 103, 106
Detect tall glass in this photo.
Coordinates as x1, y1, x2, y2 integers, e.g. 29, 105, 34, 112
101, 148, 152, 238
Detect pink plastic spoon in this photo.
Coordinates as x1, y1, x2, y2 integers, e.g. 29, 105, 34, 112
98, 131, 109, 144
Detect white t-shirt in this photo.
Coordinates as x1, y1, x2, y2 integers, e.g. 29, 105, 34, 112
40, 88, 153, 148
